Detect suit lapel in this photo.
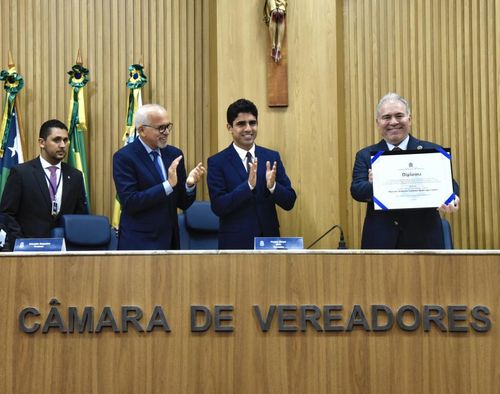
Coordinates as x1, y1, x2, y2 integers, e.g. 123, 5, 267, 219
134, 139, 163, 183
375, 139, 389, 152
160, 147, 174, 178
59, 163, 74, 213
31, 159, 52, 211
254, 146, 267, 184
406, 135, 422, 150
227, 145, 248, 182
159, 148, 176, 210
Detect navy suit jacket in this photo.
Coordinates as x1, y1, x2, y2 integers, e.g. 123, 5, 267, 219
207, 144, 296, 249
113, 139, 195, 250
350, 135, 459, 249
0, 157, 88, 239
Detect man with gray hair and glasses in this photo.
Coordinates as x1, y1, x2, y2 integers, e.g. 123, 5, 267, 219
113, 104, 205, 250
351, 92, 460, 249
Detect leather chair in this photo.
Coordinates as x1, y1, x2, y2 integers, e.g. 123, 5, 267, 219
52, 214, 117, 251
178, 201, 219, 250
441, 218, 453, 249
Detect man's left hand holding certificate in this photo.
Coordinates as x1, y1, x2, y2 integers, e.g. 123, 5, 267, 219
371, 148, 456, 210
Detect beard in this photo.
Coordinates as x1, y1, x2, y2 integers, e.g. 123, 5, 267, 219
157, 139, 168, 149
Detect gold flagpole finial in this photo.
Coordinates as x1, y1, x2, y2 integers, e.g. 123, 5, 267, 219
76, 49, 83, 65
8, 50, 15, 68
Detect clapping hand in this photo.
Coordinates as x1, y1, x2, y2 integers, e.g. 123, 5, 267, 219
248, 157, 258, 189
167, 155, 183, 187
187, 162, 206, 187
266, 161, 277, 189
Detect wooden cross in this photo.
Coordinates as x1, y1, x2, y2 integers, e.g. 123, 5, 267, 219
267, 36, 288, 107
265, 1, 289, 107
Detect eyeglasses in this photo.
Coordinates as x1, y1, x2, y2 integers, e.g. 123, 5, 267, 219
143, 123, 173, 133
233, 120, 258, 128
379, 114, 407, 123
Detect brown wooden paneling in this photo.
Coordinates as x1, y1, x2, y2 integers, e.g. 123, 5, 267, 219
0, 0, 212, 218
0, 251, 499, 393
214, 0, 344, 248
213, 0, 499, 249
1, 0, 498, 248
343, 0, 500, 249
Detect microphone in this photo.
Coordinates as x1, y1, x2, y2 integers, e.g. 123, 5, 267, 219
307, 224, 347, 249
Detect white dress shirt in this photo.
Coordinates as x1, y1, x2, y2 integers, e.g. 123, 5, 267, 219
39, 156, 63, 214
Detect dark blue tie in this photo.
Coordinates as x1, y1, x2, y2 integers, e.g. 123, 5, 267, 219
246, 151, 253, 172
150, 151, 165, 181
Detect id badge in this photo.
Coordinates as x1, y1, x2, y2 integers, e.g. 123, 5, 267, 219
51, 201, 58, 216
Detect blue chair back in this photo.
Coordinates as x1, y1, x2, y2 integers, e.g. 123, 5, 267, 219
52, 214, 117, 251
178, 201, 219, 250
441, 218, 453, 249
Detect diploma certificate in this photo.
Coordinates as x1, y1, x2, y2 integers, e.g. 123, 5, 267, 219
371, 148, 455, 210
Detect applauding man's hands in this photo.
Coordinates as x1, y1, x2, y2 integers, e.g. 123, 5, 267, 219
266, 161, 277, 190
187, 162, 206, 187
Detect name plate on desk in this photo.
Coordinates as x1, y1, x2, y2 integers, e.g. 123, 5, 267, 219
371, 148, 455, 210
254, 237, 304, 250
14, 238, 66, 252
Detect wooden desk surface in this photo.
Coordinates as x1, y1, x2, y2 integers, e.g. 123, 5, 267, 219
0, 251, 499, 393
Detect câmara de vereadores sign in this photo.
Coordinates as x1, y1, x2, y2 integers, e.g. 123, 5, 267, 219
18, 298, 491, 334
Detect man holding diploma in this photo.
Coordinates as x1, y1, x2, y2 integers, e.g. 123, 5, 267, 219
351, 93, 460, 249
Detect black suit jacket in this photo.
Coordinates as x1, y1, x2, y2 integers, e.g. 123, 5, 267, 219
0, 157, 88, 239
350, 135, 459, 249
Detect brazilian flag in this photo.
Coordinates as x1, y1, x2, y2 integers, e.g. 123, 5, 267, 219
67, 62, 91, 212
112, 63, 148, 229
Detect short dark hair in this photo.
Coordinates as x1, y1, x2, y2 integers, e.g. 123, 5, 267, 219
226, 98, 258, 125
39, 119, 68, 140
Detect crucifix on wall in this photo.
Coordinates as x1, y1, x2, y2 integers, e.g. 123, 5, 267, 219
264, 0, 288, 107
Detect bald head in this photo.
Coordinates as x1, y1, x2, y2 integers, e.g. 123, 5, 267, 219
135, 104, 168, 129
135, 104, 172, 149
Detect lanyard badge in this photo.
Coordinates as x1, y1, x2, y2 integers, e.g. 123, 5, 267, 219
51, 201, 59, 217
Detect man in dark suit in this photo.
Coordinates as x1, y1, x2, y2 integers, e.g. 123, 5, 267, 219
351, 92, 460, 249
113, 104, 205, 250
207, 98, 296, 249
0, 119, 88, 240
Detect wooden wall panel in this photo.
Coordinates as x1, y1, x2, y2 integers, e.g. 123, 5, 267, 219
343, 0, 500, 249
213, 0, 499, 249
1, 0, 498, 249
0, 0, 212, 219
214, 0, 345, 247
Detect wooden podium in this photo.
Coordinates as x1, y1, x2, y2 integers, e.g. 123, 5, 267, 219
1, 250, 499, 393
